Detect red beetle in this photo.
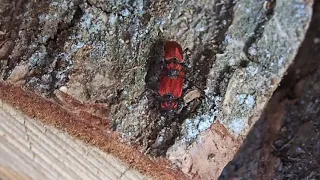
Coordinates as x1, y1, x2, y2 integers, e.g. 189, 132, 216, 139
158, 41, 185, 113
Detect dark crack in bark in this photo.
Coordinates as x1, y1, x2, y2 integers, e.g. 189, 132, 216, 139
243, 0, 276, 63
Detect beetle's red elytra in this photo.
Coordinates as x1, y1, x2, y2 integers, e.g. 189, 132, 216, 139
158, 41, 185, 113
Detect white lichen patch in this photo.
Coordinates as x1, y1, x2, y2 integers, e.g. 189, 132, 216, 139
179, 95, 222, 143
245, 95, 255, 109
236, 94, 247, 105
227, 117, 247, 135
278, 57, 285, 66
246, 65, 259, 76
76, 6, 109, 43
248, 46, 257, 56
28, 46, 48, 67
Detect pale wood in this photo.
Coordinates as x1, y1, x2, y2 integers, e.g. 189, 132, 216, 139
0, 100, 149, 180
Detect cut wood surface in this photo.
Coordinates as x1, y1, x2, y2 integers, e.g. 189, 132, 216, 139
0, 99, 149, 180
0, 166, 31, 180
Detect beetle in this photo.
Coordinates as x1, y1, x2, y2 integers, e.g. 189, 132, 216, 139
158, 41, 185, 114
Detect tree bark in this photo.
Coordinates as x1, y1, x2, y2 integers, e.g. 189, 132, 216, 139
0, 0, 314, 179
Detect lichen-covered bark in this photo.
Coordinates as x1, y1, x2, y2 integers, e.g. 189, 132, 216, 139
214, 0, 312, 138
220, 2, 320, 178
1, 0, 235, 155
0, 0, 313, 178
167, 0, 312, 177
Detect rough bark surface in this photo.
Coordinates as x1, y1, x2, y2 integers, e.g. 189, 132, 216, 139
0, 0, 314, 179
220, 1, 320, 179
